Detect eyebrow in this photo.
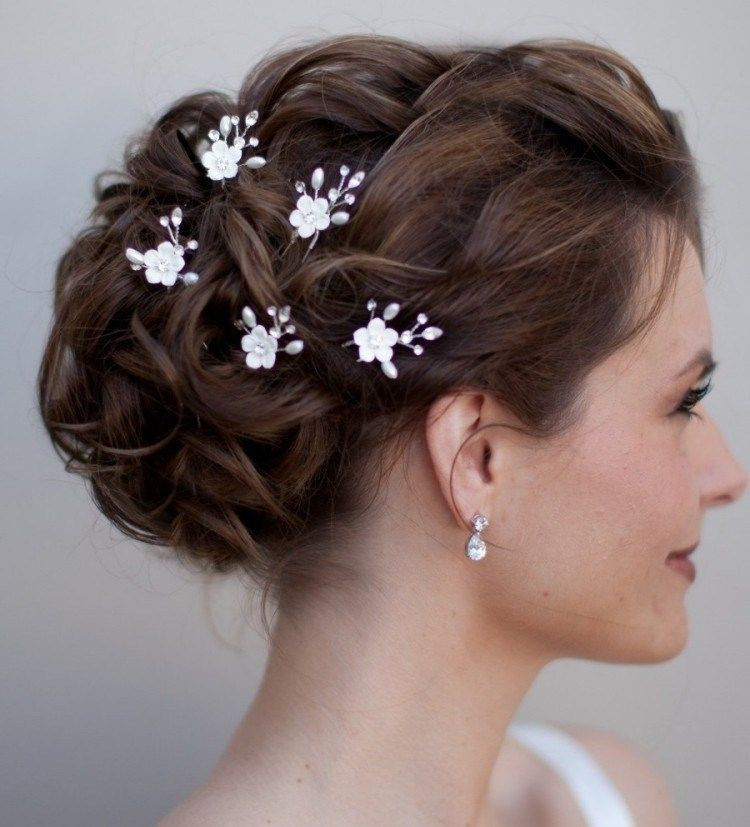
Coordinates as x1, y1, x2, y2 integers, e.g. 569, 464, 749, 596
671, 348, 717, 381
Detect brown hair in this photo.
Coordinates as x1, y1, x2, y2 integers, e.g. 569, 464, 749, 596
38, 33, 704, 637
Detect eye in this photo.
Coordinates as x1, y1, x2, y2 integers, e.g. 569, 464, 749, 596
673, 378, 713, 420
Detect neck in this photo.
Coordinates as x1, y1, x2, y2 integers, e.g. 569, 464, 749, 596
210, 543, 552, 825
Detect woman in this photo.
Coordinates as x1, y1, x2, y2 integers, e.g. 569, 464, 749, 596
38, 33, 747, 826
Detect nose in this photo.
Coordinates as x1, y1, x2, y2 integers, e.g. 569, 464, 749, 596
690, 405, 749, 507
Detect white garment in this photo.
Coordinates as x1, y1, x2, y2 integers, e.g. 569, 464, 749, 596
506, 721, 637, 827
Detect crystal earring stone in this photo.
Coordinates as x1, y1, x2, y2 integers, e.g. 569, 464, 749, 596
465, 513, 489, 561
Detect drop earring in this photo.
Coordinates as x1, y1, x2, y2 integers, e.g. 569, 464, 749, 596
465, 513, 489, 561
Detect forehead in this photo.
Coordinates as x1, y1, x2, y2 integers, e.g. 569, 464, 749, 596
642, 235, 712, 363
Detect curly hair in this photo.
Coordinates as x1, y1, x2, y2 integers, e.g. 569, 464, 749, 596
38, 33, 704, 637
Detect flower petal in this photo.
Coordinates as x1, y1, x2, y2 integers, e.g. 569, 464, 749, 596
297, 222, 315, 238
156, 241, 174, 257
374, 344, 394, 362
160, 270, 178, 287
261, 350, 276, 369
368, 317, 386, 333
212, 140, 230, 158
168, 254, 185, 272
144, 267, 162, 284
358, 345, 375, 362
288, 209, 304, 228
143, 249, 160, 267
382, 327, 399, 346
246, 351, 262, 369
353, 327, 369, 346
312, 197, 330, 216
296, 194, 314, 213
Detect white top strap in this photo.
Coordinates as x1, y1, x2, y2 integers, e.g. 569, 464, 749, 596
506, 721, 637, 827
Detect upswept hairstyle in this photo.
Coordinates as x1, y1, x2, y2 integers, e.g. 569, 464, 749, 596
38, 33, 704, 635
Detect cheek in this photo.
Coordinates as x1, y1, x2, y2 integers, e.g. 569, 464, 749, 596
560, 426, 696, 564
506, 423, 696, 582
484, 419, 700, 659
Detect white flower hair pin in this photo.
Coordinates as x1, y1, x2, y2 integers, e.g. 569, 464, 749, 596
342, 298, 443, 379
234, 304, 304, 370
283, 164, 366, 262
201, 110, 267, 183
125, 207, 199, 287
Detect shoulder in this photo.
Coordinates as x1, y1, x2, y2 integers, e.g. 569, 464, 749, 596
544, 723, 681, 827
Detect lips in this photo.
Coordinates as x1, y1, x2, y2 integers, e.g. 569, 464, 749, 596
667, 541, 699, 559
666, 542, 699, 583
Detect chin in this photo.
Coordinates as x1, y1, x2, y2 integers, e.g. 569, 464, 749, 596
557, 607, 690, 664
607, 612, 691, 664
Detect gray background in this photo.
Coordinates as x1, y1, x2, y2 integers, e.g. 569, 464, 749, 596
2, 2, 748, 826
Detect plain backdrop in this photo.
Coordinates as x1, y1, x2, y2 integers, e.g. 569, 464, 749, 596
2, 2, 748, 825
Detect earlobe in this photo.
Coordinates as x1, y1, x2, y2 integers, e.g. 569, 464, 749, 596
424, 391, 492, 531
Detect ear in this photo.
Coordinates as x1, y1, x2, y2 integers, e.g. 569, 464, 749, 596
424, 391, 496, 532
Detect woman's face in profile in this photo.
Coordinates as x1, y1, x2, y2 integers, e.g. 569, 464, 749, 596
483, 237, 748, 663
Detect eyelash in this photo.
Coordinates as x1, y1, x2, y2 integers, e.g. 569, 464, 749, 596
674, 378, 714, 420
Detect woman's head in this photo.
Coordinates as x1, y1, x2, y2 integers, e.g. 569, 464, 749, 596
424, 231, 747, 666
38, 33, 746, 648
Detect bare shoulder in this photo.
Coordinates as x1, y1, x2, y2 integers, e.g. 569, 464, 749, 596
543, 723, 681, 827
154, 778, 259, 827
155, 790, 220, 827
